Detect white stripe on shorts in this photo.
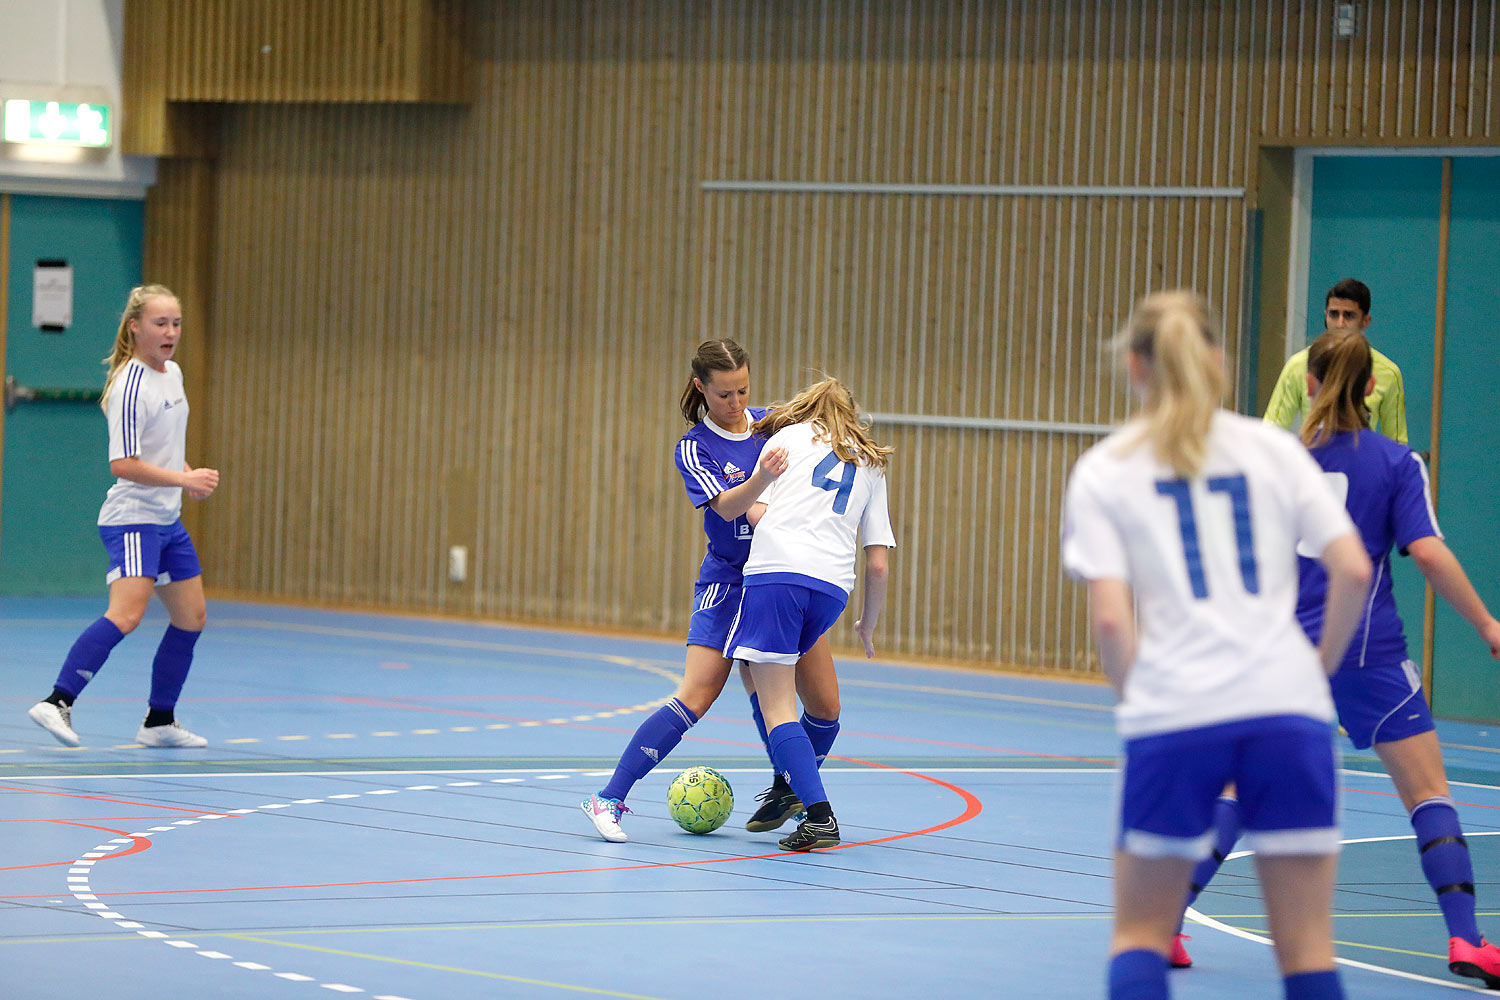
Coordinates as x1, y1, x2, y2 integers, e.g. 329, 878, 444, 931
1242, 826, 1342, 856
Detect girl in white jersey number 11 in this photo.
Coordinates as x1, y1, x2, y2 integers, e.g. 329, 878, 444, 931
1062, 291, 1371, 1000
727, 377, 896, 852
27, 285, 220, 749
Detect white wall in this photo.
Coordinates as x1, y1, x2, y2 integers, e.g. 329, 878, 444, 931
0, 0, 155, 198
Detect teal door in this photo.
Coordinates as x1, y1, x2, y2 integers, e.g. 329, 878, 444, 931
1, 194, 144, 594
1304, 155, 1500, 722
1431, 158, 1500, 722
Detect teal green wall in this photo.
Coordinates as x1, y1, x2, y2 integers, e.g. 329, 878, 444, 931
1431, 158, 1500, 722
1305, 156, 1442, 702
1, 195, 144, 595
1305, 155, 1500, 723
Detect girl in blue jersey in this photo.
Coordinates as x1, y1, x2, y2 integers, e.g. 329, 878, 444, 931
581, 340, 842, 843
728, 377, 895, 852
27, 285, 219, 749
1294, 330, 1500, 985
1064, 292, 1372, 1000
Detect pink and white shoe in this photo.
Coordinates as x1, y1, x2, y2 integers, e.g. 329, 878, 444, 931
1169, 933, 1193, 969
1449, 936, 1500, 988
581, 793, 630, 843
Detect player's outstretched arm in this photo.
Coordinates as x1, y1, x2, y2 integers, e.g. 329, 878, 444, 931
707, 446, 787, 521
1408, 537, 1500, 659
111, 457, 219, 497
1315, 532, 1374, 674
853, 545, 890, 658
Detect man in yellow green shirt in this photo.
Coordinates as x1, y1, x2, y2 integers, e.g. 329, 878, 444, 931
1263, 278, 1408, 444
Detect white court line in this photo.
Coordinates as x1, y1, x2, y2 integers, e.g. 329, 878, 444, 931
0, 766, 1120, 781
1187, 831, 1500, 992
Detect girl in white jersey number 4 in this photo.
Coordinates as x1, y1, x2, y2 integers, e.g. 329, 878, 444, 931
1063, 291, 1371, 1000
27, 285, 220, 749
727, 378, 896, 852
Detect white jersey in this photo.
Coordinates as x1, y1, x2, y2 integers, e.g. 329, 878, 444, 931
98, 359, 189, 526
1062, 411, 1355, 739
743, 422, 896, 598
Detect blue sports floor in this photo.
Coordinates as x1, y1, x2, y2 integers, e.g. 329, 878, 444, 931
4, 597, 1500, 998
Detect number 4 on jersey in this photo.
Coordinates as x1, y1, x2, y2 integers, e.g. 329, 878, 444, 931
812, 452, 857, 514
1154, 474, 1260, 599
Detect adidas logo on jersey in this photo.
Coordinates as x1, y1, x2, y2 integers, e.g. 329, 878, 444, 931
722, 462, 747, 483
640, 746, 659, 762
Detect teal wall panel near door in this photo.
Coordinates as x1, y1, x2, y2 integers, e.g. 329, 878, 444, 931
1305, 156, 1442, 692
1431, 158, 1500, 722
1, 195, 144, 595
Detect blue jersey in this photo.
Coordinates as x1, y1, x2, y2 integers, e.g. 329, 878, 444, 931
675, 407, 769, 586
1296, 429, 1442, 669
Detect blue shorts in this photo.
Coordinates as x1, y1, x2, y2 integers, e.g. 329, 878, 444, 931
1330, 658, 1435, 750
686, 581, 742, 651
724, 582, 847, 666
1118, 715, 1340, 860
100, 521, 202, 586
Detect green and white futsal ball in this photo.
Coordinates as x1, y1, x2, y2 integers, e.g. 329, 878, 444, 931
667, 766, 734, 834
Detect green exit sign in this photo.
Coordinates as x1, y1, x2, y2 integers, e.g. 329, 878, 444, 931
3, 100, 112, 148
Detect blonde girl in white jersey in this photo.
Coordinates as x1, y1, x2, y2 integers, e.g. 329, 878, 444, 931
27, 285, 219, 749
1062, 291, 1371, 1000
726, 377, 895, 852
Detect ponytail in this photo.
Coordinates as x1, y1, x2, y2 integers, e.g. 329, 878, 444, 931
101, 284, 178, 413
1301, 329, 1373, 447
679, 339, 750, 424
1116, 290, 1226, 478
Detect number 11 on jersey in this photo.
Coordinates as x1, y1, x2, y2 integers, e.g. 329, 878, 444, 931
1154, 474, 1260, 599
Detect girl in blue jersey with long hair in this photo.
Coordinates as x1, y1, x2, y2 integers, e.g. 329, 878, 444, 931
1183, 329, 1500, 988
1065, 291, 1372, 1000
581, 340, 842, 842
27, 284, 219, 749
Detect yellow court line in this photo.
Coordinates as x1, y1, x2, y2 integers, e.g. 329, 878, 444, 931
222, 934, 671, 1000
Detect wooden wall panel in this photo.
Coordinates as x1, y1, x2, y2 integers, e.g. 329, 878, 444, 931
147, 1, 1500, 678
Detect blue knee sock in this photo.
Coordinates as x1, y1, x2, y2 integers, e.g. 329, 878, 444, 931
1107, 949, 1167, 999
1283, 969, 1344, 999
748, 692, 774, 765
54, 617, 126, 699
768, 721, 827, 810
1179, 795, 1242, 931
600, 699, 697, 803
1411, 796, 1481, 946
148, 625, 201, 712
800, 711, 840, 766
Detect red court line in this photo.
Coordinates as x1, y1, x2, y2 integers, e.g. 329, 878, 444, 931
1345, 786, 1500, 811
1, 824, 151, 871
0, 760, 982, 900
0, 783, 229, 816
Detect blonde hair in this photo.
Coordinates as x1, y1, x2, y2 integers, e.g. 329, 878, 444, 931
100, 284, 179, 413
1116, 290, 1226, 478
680, 339, 750, 424
751, 377, 893, 470
1301, 329, 1373, 448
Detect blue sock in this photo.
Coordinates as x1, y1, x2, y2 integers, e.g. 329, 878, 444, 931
748, 692, 773, 764
1411, 796, 1481, 946
768, 721, 827, 810
148, 625, 201, 712
54, 617, 127, 698
800, 711, 840, 766
1283, 969, 1344, 999
1179, 795, 1242, 931
600, 699, 697, 803
1107, 949, 1167, 999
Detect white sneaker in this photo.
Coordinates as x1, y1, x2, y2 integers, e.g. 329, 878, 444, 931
28, 701, 80, 747
135, 720, 208, 748
581, 792, 630, 842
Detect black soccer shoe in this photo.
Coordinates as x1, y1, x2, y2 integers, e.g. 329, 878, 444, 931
745, 781, 804, 833
778, 813, 840, 852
